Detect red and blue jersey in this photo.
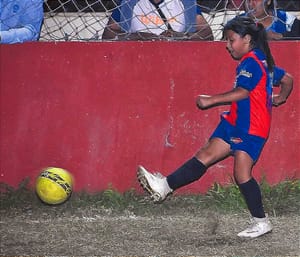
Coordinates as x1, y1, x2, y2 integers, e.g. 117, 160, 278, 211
222, 49, 272, 139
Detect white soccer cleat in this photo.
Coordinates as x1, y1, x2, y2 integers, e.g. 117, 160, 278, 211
137, 165, 173, 203
237, 216, 272, 238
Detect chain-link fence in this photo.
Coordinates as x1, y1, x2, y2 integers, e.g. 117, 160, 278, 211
2, 0, 300, 42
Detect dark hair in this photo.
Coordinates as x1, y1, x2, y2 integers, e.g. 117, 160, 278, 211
223, 16, 275, 71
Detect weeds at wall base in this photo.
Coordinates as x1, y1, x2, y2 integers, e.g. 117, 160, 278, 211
0, 177, 299, 216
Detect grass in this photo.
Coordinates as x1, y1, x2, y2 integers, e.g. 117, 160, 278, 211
1, 177, 299, 216
204, 178, 300, 215
260, 178, 300, 215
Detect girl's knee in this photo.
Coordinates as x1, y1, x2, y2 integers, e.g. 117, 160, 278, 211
234, 171, 252, 184
195, 140, 230, 166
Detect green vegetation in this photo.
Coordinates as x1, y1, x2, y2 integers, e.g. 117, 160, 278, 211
204, 181, 247, 212
260, 178, 300, 215
204, 178, 300, 215
1, 177, 299, 216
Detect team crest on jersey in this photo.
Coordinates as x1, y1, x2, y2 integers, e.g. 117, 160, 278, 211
230, 137, 243, 144
238, 69, 253, 78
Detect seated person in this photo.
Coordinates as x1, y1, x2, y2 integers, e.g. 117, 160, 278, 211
243, 0, 300, 40
0, 0, 44, 44
102, 0, 213, 41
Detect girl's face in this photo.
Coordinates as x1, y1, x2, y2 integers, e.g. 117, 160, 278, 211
245, 0, 270, 18
225, 30, 251, 60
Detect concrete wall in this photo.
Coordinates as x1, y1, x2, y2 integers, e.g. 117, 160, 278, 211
0, 41, 299, 193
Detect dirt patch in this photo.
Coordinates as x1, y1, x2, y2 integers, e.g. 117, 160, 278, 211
1, 196, 299, 256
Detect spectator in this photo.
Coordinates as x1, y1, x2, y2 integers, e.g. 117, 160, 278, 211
243, 0, 300, 40
102, 0, 213, 41
0, 0, 44, 44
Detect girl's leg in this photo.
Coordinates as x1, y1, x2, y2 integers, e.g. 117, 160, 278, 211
167, 137, 231, 190
195, 137, 231, 166
234, 150, 272, 238
137, 138, 231, 202
234, 150, 265, 218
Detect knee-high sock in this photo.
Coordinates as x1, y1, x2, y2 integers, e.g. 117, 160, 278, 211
166, 157, 207, 191
238, 178, 265, 218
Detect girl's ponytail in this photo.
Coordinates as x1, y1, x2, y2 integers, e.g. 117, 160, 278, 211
254, 22, 275, 71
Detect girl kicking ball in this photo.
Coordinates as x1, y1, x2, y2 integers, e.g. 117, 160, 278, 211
137, 16, 293, 238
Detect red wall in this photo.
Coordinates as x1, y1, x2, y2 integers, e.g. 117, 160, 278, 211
0, 41, 299, 193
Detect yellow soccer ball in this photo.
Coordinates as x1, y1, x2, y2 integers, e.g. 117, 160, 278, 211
36, 167, 73, 205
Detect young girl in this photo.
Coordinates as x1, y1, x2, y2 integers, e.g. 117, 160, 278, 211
137, 16, 285, 238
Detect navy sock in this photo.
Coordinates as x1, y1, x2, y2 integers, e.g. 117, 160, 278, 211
238, 178, 265, 218
166, 157, 207, 190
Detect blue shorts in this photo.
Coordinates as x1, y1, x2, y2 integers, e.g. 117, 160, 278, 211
210, 118, 267, 162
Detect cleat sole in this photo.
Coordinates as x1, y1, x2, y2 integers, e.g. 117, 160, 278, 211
137, 166, 162, 203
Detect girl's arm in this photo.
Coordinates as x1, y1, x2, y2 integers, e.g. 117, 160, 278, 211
272, 73, 293, 107
196, 87, 249, 110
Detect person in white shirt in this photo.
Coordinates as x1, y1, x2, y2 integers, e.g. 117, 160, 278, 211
102, 0, 213, 40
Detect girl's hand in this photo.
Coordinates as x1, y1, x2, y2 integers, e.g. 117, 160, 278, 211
272, 94, 286, 107
196, 94, 212, 110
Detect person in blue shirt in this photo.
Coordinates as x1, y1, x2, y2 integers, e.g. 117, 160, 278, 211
102, 0, 213, 40
243, 0, 300, 40
0, 0, 44, 44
